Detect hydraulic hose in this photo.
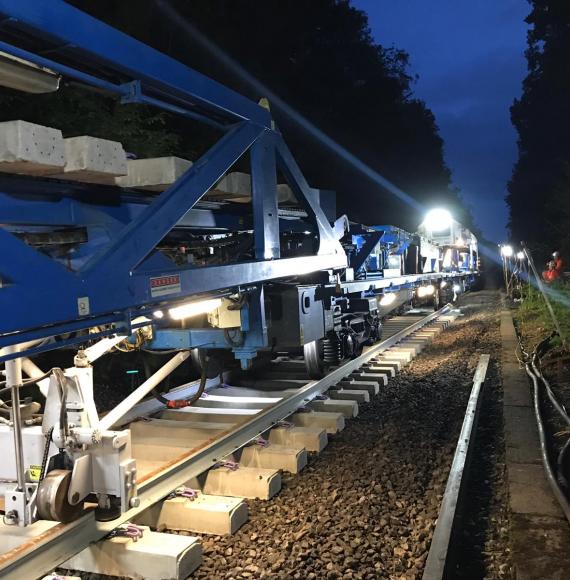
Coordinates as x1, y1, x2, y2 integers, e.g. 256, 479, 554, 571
0, 369, 52, 396
517, 330, 570, 521
531, 355, 570, 427
525, 362, 570, 522
152, 353, 209, 409
558, 437, 570, 492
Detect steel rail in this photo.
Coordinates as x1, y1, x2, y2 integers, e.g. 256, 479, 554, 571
422, 354, 490, 580
340, 271, 476, 294
0, 305, 453, 579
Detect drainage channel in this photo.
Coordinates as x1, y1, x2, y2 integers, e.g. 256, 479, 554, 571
0, 306, 457, 579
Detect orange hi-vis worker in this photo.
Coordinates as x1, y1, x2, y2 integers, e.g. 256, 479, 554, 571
543, 251, 564, 282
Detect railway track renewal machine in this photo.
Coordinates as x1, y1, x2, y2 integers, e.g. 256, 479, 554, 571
0, 1, 477, 572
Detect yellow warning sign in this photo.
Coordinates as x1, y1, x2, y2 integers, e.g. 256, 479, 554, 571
29, 465, 41, 482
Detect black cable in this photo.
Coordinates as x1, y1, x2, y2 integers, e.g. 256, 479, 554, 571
519, 330, 570, 521
531, 333, 570, 426
141, 348, 183, 355
0, 370, 52, 396
533, 356, 570, 426
224, 328, 244, 347
153, 354, 209, 409
558, 437, 570, 492
525, 363, 570, 522
39, 426, 54, 482
53, 368, 68, 440
142, 353, 169, 405
227, 294, 247, 311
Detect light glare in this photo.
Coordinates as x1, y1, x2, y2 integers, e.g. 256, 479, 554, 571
423, 209, 453, 232
501, 245, 513, 257
169, 298, 222, 320
417, 285, 435, 298
379, 293, 397, 307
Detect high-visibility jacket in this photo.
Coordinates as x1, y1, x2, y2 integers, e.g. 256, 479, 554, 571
543, 257, 564, 282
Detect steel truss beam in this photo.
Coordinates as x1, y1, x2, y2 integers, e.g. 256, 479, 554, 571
0, 0, 347, 348
0, 0, 269, 127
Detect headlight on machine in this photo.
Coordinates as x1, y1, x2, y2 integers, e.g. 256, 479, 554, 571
168, 298, 222, 320
379, 293, 396, 307
417, 285, 435, 298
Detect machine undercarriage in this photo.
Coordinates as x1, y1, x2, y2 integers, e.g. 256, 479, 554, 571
0, 0, 478, 533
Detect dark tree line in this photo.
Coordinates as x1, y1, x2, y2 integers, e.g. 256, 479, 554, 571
4, 1, 471, 231
509, 0, 570, 258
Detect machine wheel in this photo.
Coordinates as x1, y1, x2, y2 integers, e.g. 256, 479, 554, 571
304, 340, 325, 379
37, 469, 83, 523
95, 496, 122, 522
453, 280, 464, 302
433, 288, 442, 310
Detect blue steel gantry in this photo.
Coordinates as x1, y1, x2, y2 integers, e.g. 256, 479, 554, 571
0, 0, 347, 361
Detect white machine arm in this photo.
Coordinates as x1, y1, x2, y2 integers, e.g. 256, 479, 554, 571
0, 318, 179, 526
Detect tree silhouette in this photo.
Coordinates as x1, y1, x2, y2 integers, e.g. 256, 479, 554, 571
509, 0, 570, 259
7, 0, 472, 231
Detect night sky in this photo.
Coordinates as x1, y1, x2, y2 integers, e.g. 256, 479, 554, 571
352, 0, 529, 242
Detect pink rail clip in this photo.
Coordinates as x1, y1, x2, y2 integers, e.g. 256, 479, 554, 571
214, 460, 239, 471
109, 522, 145, 542
172, 486, 198, 500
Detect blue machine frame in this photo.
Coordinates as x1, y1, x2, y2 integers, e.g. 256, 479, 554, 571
0, 0, 347, 356
348, 225, 415, 275
0, 0, 478, 369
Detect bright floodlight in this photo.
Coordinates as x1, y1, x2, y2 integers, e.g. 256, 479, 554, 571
501, 245, 513, 258
379, 293, 396, 307
417, 285, 435, 298
516, 251, 525, 260
423, 209, 452, 232
169, 298, 222, 320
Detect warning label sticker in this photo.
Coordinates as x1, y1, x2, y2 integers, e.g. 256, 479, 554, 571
29, 465, 41, 482
150, 274, 181, 298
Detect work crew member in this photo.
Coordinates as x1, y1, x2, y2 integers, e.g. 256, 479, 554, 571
543, 251, 564, 282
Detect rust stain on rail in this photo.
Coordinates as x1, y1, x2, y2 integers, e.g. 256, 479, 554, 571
136, 423, 240, 485
0, 506, 95, 567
